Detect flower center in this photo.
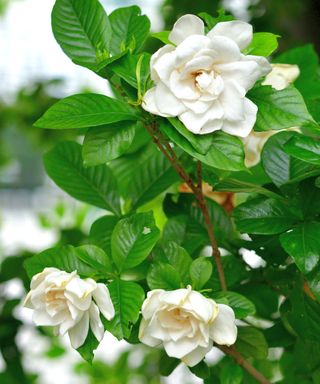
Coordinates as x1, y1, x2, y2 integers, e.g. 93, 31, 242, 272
193, 70, 224, 96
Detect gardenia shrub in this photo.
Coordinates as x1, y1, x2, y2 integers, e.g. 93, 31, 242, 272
23, 1, 320, 383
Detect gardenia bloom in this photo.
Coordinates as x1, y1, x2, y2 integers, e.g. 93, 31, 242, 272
242, 63, 300, 166
139, 286, 237, 367
24, 267, 115, 349
142, 14, 271, 136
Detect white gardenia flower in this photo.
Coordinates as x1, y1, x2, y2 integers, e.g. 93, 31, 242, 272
24, 267, 115, 349
139, 286, 237, 367
242, 63, 300, 167
142, 14, 271, 137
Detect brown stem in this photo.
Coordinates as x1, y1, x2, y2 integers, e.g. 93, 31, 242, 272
218, 346, 271, 384
144, 121, 270, 384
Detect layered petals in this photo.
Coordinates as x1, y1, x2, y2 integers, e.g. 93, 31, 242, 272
209, 304, 237, 345
142, 14, 271, 137
139, 287, 237, 367
24, 268, 115, 349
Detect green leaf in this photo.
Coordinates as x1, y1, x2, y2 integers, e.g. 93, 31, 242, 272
161, 120, 246, 171
35, 93, 138, 129
284, 134, 320, 165
111, 212, 160, 271
109, 6, 150, 55
248, 84, 315, 132
280, 222, 320, 274
104, 279, 144, 340
189, 361, 210, 379
233, 197, 300, 235
261, 131, 320, 187
152, 31, 171, 45
82, 122, 137, 166
44, 141, 121, 215
159, 351, 180, 376
198, 10, 234, 30
220, 362, 243, 384
24, 245, 106, 278
77, 330, 99, 363
235, 326, 268, 360
212, 291, 256, 319
190, 257, 212, 290
162, 242, 192, 285
109, 53, 150, 90
243, 32, 279, 57
147, 262, 181, 290
88, 215, 118, 256
128, 146, 180, 209
52, 0, 111, 70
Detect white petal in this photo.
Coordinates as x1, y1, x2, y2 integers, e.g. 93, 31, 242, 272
92, 283, 115, 321
182, 99, 212, 114
209, 304, 237, 346
175, 35, 211, 67
89, 302, 104, 342
208, 36, 240, 64
68, 311, 89, 349
163, 337, 200, 359
169, 14, 205, 45
222, 98, 257, 138
263, 63, 300, 90
243, 55, 272, 78
169, 70, 200, 101
215, 60, 261, 92
198, 119, 223, 135
219, 81, 245, 121
32, 310, 61, 326
142, 87, 162, 116
139, 318, 162, 347
179, 101, 223, 134
151, 45, 175, 82
208, 21, 253, 50
155, 83, 187, 116
180, 55, 215, 79
182, 291, 218, 323
64, 291, 92, 311
59, 311, 79, 335
30, 268, 59, 290
181, 342, 213, 367
160, 288, 191, 306
141, 289, 164, 320
153, 50, 176, 83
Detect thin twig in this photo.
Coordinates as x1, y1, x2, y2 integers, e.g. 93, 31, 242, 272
218, 346, 271, 384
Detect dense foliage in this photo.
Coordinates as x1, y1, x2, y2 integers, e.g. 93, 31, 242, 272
17, 0, 320, 382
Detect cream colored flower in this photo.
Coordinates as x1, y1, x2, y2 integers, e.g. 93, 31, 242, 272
24, 267, 115, 349
142, 14, 271, 137
139, 286, 237, 367
243, 63, 300, 167
263, 63, 300, 90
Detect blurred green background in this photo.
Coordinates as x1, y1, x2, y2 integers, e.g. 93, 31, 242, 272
0, 0, 319, 383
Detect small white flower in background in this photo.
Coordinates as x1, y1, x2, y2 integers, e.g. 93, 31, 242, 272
242, 63, 301, 167
143, 14, 271, 137
139, 286, 237, 367
24, 267, 115, 349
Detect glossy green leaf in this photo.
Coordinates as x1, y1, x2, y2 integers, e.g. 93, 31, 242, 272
220, 362, 243, 384
24, 245, 106, 278
235, 326, 268, 360
261, 131, 319, 187
88, 215, 118, 256
109, 6, 150, 54
284, 135, 320, 165
52, 0, 111, 70
243, 32, 279, 57
212, 291, 256, 319
82, 122, 136, 166
198, 10, 234, 30
233, 197, 300, 235
160, 120, 246, 171
35, 93, 138, 129
162, 242, 192, 284
104, 279, 145, 340
147, 262, 181, 290
44, 142, 121, 215
248, 84, 315, 131
190, 257, 212, 290
280, 222, 320, 274
111, 212, 160, 271
77, 330, 99, 363
152, 31, 171, 45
